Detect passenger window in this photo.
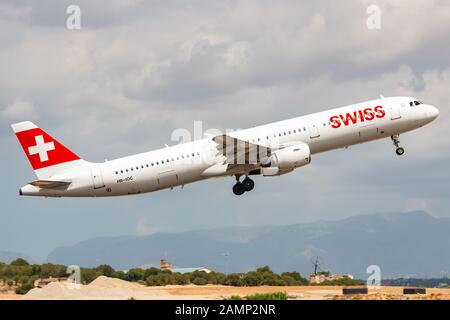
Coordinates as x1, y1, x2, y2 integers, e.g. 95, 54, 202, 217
126, 169, 129, 172
120, 170, 123, 173
115, 171, 118, 175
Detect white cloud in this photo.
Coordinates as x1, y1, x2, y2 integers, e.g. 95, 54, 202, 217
1, 100, 37, 120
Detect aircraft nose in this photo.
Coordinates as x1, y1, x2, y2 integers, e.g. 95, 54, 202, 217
428, 105, 439, 120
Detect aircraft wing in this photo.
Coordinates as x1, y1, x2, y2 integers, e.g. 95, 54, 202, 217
211, 134, 272, 173
29, 180, 71, 189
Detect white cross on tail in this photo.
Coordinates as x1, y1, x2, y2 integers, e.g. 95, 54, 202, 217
28, 135, 55, 162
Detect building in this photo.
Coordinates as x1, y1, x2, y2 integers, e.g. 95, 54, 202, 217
171, 267, 212, 274
160, 259, 173, 271
309, 273, 353, 284
159, 259, 211, 274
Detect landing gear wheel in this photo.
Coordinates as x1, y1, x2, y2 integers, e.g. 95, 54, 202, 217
242, 178, 255, 192
391, 135, 405, 156
396, 147, 405, 156
232, 183, 245, 196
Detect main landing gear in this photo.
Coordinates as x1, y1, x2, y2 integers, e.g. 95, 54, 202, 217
232, 175, 255, 196
391, 134, 405, 156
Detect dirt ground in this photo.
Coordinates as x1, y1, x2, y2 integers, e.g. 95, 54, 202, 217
1, 277, 450, 300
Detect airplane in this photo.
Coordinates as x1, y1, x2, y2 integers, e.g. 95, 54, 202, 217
11, 96, 439, 197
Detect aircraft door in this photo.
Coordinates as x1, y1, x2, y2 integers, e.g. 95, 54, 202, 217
390, 105, 402, 120
91, 166, 105, 189
308, 123, 320, 138
157, 170, 179, 189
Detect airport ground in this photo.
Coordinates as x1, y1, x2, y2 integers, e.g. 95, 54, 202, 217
1, 276, 450, 300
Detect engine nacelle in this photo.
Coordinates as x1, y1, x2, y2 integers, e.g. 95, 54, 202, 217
262, 143, 311, 176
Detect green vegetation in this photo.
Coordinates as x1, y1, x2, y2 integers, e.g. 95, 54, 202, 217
246, 292, 288, 300
226, 295, 244, 300
0, 259, 362, 295
225, 292, 288, 300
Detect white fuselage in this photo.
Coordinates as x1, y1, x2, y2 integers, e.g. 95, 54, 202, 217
19, 97, 439, 197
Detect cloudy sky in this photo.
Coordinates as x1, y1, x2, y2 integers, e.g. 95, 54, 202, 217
0, 0, 449, 261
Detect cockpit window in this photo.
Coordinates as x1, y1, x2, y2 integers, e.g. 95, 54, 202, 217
410, 100, 423, 106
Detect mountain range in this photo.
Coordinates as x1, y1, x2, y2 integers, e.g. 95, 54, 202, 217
46, 211, 450, 278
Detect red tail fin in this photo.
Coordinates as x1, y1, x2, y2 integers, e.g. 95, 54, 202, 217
12, 121, 84, 177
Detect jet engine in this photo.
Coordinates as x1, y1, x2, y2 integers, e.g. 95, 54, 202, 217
261, 142, 311, 176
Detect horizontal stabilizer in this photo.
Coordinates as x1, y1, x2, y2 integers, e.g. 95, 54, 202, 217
29, 180, 71, 189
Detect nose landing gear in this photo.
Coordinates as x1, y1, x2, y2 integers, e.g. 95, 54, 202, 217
391, 134, 405, 156
232, 175, 255, 195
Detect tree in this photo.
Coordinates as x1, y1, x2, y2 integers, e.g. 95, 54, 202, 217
224, 274, 245, 286
174, 273, 190, 285
281, 272, 308, 285
256, 266, 273, 274
192, 277, 207, 285
10, 258, 29, 267
114, 270, 127, 280
126, 268, 146, 282
144, 267, 160, 278
145, 273, 176, 286
15, 281, 34, 295
80, 268, 101, 284
95, 264, 115, 277
243, 274, 259, 286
